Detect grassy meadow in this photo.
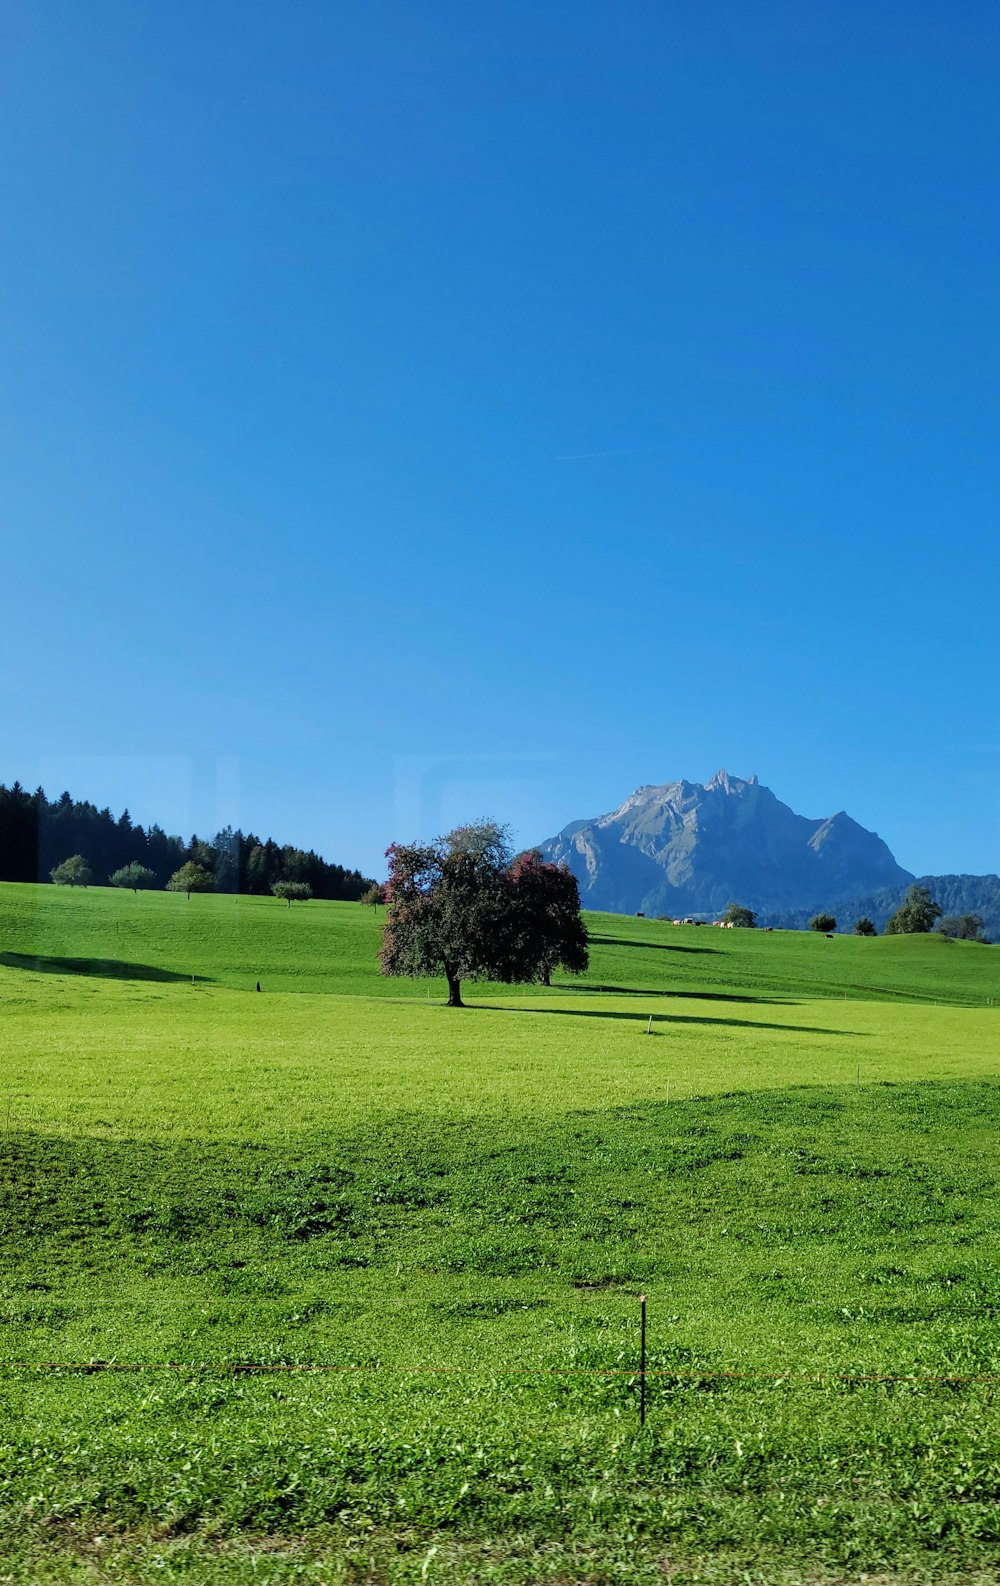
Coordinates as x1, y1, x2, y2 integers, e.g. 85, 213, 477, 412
2, 881, 1000, 1584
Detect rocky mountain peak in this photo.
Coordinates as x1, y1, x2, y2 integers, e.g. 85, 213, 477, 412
705, 768, 737, 792
540, 773, 913, 919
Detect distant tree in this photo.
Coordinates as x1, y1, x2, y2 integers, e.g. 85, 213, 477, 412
186, 836, 217, 874
50, 854, 92, 887
278, 847, 309, 884
212, 827, 240, 894
809, 913, 837, 933
145, 824, 186, 888
245, 843, 272, 895
109, 862, 156, 893
507, 850, 589, 986
722, 903, 757, 928
361, 882, 387, 910
271, 880, 313, 907
937, 913, 988, 943
853, 917, 878, 936
886, 884, 942, 936
166, 861, 214, 897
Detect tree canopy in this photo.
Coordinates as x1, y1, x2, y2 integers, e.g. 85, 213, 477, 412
506, 850, 590, 986
50, 854, 92, 887
937, 913, 988, 943
886, 884, 942, 935
109, 863, 155, 892
722, 903, 757, 928
853, 917, 878, 936
271, 880, 313, 907
379, 822, 589, 1006
809, 913, 837, 933
166, 862, 214, 897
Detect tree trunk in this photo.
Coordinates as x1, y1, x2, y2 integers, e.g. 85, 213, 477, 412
444, 966, 464, 1007
541, 966, 551, 987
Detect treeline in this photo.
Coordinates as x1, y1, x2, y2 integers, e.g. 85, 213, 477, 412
0, 783, 375, 900
766, 873, 1000, 944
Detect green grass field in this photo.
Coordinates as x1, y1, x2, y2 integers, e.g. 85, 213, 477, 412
2, 882, 1000, 1584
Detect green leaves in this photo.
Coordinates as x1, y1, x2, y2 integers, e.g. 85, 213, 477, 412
165, 862, 214, 896
887, 885, 943, 936
49, 854, 92, 887
270, 881, 313, 906
109, 863, 155, 892
380, 825, 588, 1001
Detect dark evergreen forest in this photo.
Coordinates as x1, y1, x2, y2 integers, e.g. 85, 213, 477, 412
0, 782, 375, 899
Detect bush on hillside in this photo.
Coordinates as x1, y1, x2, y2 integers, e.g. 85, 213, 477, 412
937, 913, 988, 943
809, 913, 837, 933
50, 854, 93, 887
853, 917, 877, 936
271, 880, 313, 907
109, 863, 156, 893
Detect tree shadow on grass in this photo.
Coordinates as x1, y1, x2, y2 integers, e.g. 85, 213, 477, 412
479, 1004, 857, 1037
588, 934, 718, 955
0, 952, 212, 985
560, 984, 795, 1005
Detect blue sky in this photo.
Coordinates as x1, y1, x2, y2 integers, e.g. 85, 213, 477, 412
1, 0, 998, 879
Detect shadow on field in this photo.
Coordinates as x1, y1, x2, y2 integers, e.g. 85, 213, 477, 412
483, 1004, 856, 1036
561, 984, 793, 1005
0, 952, 212, 985
589, 934, 718, 955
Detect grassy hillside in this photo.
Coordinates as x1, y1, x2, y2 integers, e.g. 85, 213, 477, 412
2, 883, 1000, 1583
1, 880, 997, 1003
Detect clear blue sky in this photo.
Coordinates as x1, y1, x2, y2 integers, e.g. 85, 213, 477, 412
1, 1, 998, 880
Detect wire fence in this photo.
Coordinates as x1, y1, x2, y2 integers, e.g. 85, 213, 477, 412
7, 1362, 1000, 1383
8, 1295, 1000, 1432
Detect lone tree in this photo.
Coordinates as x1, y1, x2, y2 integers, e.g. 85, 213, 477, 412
51, 854, 92, 887
271, 880, 313, 907
886, 884, 941, 936
380, 821, 588, 1006
166, 861, 214, 897
809, 913, 837, 933
853, 917, 878, 936
109, 863, 156, 893
722, 903, 757, 928
361, 882, 386, 911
